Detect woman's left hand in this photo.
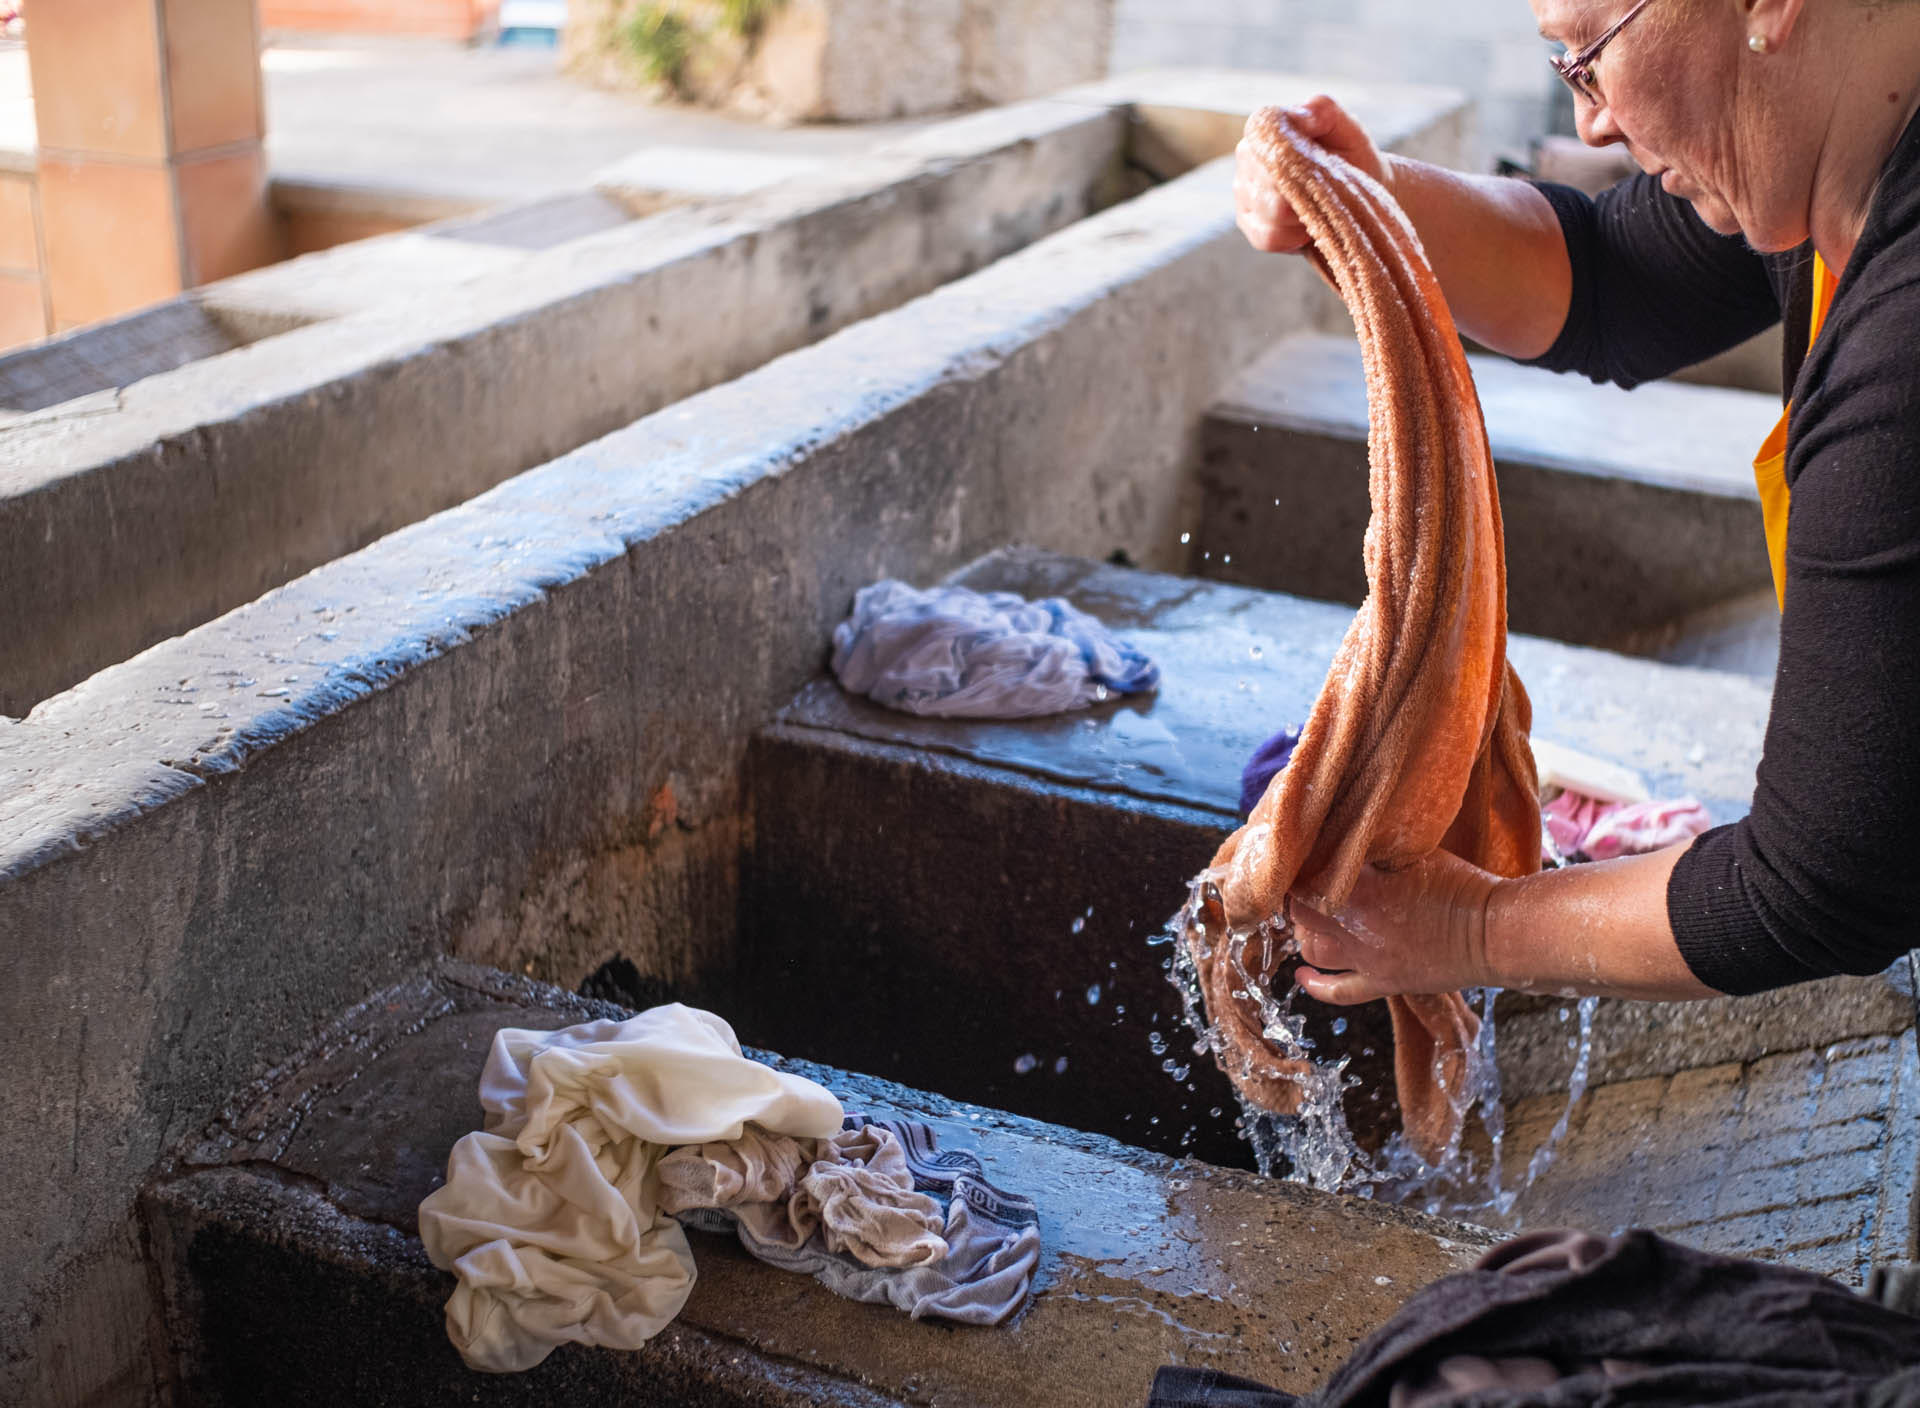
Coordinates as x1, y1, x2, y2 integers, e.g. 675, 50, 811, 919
1290, 850, 1503, 1004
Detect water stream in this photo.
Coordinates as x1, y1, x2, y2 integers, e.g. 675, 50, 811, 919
1154, 868, 1599, 1225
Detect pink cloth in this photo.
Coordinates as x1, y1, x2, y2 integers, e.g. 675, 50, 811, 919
1542, 791, 1711, 863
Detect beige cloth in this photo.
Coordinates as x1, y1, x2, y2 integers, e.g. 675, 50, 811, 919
417, 1004, 845, 1373
1194, 108, 1541, 1164
657, 1123, 948, 1269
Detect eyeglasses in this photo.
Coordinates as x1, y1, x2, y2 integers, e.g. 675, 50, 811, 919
1549, 0, 1656, 106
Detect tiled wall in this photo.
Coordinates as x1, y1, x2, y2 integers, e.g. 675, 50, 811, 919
24, 0, 278, 336
0, 165, 50, 348
1111, 0, 1561, 171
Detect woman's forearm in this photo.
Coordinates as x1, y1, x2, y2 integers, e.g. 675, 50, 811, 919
1380, 156, 1574, 361
1483, 846, 1720, 1001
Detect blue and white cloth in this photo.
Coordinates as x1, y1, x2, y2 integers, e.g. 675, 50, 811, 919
676, 1114, 1041, 1325
831, 580, 1160, 719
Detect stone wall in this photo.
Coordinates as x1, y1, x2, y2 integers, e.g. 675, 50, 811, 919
1111, 0, 1559, 171
564, 0, 1114, 121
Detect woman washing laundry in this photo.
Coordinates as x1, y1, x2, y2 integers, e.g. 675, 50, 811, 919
1227, 0, 1920, 1005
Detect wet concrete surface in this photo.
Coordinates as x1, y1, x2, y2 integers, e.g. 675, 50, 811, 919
793, 547, 1771, 824
743, 719, 1405, 1167
152, 961, 1490, 1406
749, 548, 1917, 1258
744, 547, 1776, 1162
1457, 1033, 1920, 1284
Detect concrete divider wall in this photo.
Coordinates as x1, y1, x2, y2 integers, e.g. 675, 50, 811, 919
0, 99, 1129, 718
0, 153, 1316, 1408
0, 79, 1468, 1404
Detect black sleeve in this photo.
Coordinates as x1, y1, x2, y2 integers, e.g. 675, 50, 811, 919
1524, 175, 1782, 390
1668, 277, 1920, 994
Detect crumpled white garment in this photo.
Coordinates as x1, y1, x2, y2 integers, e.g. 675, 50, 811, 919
417, 1005, 844, 1373
656, 1124, 948, 1269
801, 1125, 949, 1269
831, 580, 1160, 718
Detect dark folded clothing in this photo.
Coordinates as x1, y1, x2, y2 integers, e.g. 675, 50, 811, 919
1148, 1229, 1920, 1408
1148, 1367, 1300, 1408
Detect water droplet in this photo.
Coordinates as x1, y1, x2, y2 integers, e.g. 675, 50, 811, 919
1331, 1017, 1347, 1036
1249, 644, 1264, 660
1070, 916, 1086, 934
1149, 1031, 1168, 1055
1085, 983, 1101, 1005
1557, 1006, 1571, 1022
1179, 532, 1191, 544
1373, 1275, 1392, 1286
1013, 1053, 1039, 1075
1053, 1056, 1069, 1075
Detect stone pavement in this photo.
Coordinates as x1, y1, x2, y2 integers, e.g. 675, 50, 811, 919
0, 40, 936, 205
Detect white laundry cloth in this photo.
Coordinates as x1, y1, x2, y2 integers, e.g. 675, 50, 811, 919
417, 1005, 844, 1374
656, 1123, 948, 1268
831, 580, 1160, 719
676, 1115, 1042, 1326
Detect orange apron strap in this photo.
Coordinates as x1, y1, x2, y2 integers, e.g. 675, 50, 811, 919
1751, 254, 1839, 611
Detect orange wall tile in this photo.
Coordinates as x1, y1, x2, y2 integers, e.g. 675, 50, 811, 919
162, 0, 266, 155
0, 173, 40, 274
0, 272, 49, 350
25, 0, 170, 160
176, 145, 280, 284
38, 156, 183, 328
259, 0, 494, 40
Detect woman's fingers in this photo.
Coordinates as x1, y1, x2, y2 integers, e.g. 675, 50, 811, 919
1283, 853, 1502, 1001
1233, 98, 1393, 258
1296, 964, 1386, 1006
1291, 898, 1388, 1005
1234, 136, 1310, 253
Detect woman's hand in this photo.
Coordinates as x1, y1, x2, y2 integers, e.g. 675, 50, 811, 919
1288, 845, 1720, 1005
1235, 95, 1394, 254
1289, 850, 1501, 1005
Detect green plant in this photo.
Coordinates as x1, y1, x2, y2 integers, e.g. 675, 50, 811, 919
623, 3, 693, 86
715, 0, 783, 39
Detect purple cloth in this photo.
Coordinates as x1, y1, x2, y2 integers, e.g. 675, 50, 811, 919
1239, 725, 1302, 818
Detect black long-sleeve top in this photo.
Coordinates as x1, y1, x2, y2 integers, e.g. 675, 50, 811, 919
1526, 115, 1920, 995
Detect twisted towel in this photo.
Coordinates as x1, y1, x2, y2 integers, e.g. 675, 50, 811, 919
1196, 108, 1541, 1163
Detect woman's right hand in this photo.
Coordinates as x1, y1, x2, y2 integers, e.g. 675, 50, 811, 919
1234, 95, 1393, 254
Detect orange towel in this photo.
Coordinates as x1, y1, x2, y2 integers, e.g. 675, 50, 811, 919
1191, 109, 1541, 1164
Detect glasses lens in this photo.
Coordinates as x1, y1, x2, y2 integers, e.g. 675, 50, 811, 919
1550, 52, 1598, 104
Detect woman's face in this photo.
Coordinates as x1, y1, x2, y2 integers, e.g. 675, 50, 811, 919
1532, 0, 1798, 248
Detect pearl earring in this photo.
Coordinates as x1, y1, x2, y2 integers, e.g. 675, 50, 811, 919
1748, 34, 1769, 54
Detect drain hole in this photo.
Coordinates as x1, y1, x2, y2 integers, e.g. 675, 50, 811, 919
579, 955, 677, 1011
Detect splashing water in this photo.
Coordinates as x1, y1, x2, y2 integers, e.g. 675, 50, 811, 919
1157, 871, 1595, 1222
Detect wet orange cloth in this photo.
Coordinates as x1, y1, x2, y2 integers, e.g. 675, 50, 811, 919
1193, 109, 1541, 1163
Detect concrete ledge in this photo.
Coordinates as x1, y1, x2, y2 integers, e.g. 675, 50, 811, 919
1190, 333, 1783, 647
0, 97, 1133, 715
144, 961, 1488, 1406
0, 154, 1346, 1401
